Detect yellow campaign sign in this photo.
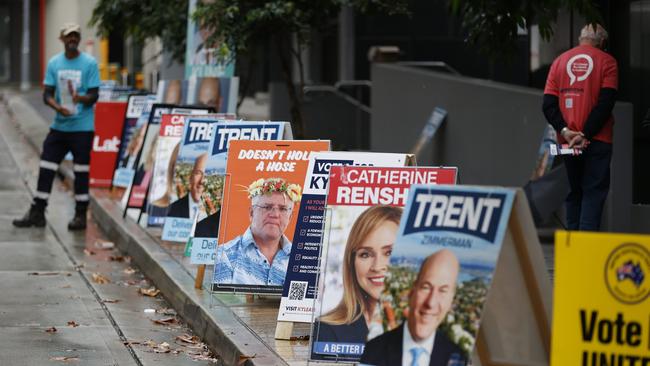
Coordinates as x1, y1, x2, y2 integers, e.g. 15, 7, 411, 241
552, 231, 650, 366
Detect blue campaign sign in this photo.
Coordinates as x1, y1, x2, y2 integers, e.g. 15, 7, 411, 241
312, 342, 365, 356
183, 118, 218, 146
190, 237, 218, 264
399, 185, 514, 247
211, 123, 284, 155
402, 188, 508, 242
374, 184, 515, 363
161, 117, 220, 242
163, 217, 194, 242
113, 169, 135, 188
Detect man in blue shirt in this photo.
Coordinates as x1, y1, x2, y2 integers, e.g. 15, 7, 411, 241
214, 178, 301, 287
13, 23, 100, 230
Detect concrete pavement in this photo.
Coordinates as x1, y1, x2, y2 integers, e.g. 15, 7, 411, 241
3, 87, 318, 366
0, 89, 221, 365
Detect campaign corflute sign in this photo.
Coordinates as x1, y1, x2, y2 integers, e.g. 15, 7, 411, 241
278, 152, 418, 324
349, 185, 515, 366
161, 116, 222, 242
552, 231, 650, 366
113, 95, 156, 188
186, 122, 293, 255
146, 113, 234, 227
310, 167, 457, 363
207, 139, 329, 293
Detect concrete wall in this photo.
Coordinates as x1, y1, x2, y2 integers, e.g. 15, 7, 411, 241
370, 62, 638, 233
371, 62, 547, 187
46, 0, 101, 63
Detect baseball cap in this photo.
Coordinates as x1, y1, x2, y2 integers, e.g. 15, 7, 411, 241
60, 22, 81, 37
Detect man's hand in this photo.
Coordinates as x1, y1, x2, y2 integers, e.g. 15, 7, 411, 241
563, 128, 590, 149
569, 134, 590, 149
58, 106, 73, 117
72, 92, 80, 104
562, 128, 580, 142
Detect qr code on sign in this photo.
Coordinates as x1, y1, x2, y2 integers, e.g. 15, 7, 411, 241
288, 281, 308, 300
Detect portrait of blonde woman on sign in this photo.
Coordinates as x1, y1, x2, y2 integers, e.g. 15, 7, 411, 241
152, 142, 181, 208
313, 205, 403, 344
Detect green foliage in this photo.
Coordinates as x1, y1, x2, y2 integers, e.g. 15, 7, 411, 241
193, 0, 409, 63
449, 0, 602, 60
193, 0, 409, 137
89, 0, 189, 62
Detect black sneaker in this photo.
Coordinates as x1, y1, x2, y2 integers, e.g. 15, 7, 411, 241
67, 211, 87, 231
12, 204, 46, 228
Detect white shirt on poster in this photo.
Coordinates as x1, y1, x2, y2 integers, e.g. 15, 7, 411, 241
402, 323, 436, 366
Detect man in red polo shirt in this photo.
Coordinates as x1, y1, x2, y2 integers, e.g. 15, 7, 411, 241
542, 23, 618, 231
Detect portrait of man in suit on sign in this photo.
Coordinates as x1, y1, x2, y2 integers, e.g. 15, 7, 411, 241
360, 249, 466, 366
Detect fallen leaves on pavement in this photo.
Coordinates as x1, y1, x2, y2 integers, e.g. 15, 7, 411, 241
91, 273, 111, 284
175, 334, 205, 350
108, 255, 124, 262
102, 299, 120, 304
189, 351, 219, 363
67, 321, 79, 328
123, 267, 136, 275
151, 317, 178, 326
154, 342, 171, 353
83, 249, 95, 256
49, 356, 79, 362
124, 337, 216, 362
175, 334, 199, 344
45, 326, 57, 333
139, 287, 160, 297
238, 354, 257, 365
139, 340, 178, 354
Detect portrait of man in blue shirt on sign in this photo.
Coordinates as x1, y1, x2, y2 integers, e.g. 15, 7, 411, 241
214, 178, 302, 287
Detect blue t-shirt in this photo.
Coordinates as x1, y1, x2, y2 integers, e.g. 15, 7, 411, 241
43, 52, 100, 132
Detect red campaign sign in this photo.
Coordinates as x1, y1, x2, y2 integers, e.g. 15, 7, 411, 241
326, 166, 457, 206
160, 114, 188, 137
90, 102, 128, 188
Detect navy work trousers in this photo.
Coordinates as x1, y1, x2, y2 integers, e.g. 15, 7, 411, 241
563, 140, 612, 231
34, 129, 94, 212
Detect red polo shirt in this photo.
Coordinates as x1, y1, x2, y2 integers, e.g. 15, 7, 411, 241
544, 45, 618, 143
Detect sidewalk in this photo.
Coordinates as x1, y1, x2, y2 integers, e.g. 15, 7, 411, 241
2, 88, 307, 365
0, 89, 221, 365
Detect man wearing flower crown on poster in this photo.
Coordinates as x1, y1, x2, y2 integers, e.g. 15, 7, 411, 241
214, 177, 302, 286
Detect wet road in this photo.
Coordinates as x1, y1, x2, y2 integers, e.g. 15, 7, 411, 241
0, 96, 220, 365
